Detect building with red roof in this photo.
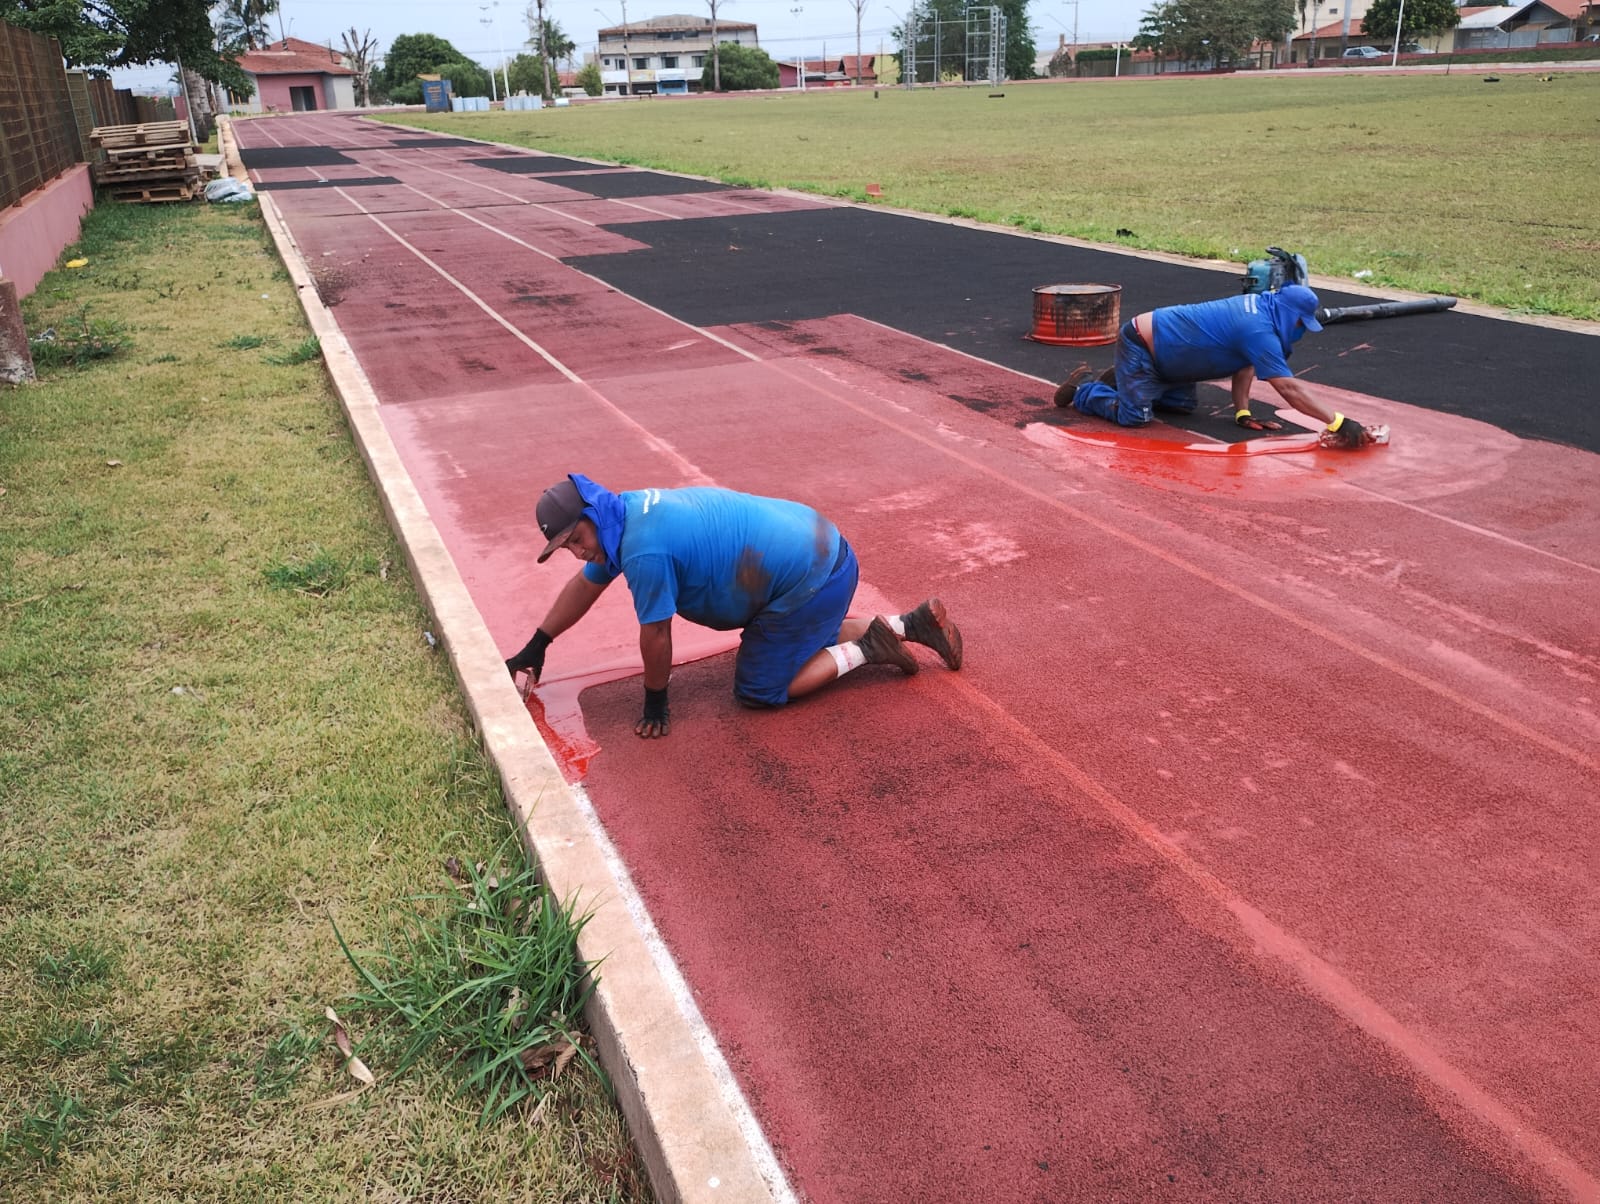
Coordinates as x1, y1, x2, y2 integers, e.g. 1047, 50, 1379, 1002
228, 37, 358, 113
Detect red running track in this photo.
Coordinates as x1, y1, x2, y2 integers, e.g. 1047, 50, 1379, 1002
238, 112, 1600, 1203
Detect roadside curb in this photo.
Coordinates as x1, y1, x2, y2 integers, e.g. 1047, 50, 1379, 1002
220, 115, 787, 1204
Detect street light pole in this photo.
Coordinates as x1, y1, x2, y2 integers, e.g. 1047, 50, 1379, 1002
479, 4, 500, 99
595, 2, 631, 94
1389, 0, 1406, 66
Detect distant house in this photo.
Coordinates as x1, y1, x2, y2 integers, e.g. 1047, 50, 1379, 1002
776, 55, 877, 88
228, 37, 357, 113
591, 14, 760, 95
1453, 0, 1590, 49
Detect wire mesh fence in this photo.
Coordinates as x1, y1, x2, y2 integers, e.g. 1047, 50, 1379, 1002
0, 22, 80, 210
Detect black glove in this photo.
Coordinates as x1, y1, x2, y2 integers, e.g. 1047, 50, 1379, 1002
1235, 409, 1283, 432
505, 629, 552, 682
1321, 415, 1370, 449
635, 686, 670, 739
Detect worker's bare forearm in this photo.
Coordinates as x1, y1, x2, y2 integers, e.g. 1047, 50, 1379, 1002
639, 620, 673, 691
1231, 367, 1257, 411
540, 571, 608, 638
1266, 375, 1337, 426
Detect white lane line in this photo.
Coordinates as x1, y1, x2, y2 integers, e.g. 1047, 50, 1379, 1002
332, 185, 714, 487
429, 205, 763, 363
366, 149, 536, 206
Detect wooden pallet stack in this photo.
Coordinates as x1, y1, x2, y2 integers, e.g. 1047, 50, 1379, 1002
90, 122, 200, 203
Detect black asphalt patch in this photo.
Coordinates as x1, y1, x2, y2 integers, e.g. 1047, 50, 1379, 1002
549, 172, 730, 200
377, 136, 478, 147
469, 155, 631, 175
564, 207, 1600, 453
239, 146, 355, 170
255, 176, 400, 191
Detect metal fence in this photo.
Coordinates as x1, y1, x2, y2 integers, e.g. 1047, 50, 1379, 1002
0, 24, 170, 211
0, 21, 81, 211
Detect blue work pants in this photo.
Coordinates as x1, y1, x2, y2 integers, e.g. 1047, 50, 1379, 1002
1071, 321, 1198, 427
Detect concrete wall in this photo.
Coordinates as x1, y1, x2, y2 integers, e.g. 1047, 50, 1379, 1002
0, 166, 94, 298
324, 75, 355, 109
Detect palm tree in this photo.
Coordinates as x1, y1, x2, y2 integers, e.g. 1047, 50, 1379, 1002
214, 0, 279, 52
524, 3, 576, 100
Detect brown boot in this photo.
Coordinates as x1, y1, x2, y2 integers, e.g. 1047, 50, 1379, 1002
1097, 364, 1117, 388
1053, 364, 1095, 408
901, 598, 963, 670
857, 616, 919, 675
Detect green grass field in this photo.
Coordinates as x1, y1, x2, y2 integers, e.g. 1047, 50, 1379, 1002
381, 70, 1600, 320
0, 201, 647, 1200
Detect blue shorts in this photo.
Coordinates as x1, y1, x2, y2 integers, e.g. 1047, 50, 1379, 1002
733, 539, 859, 707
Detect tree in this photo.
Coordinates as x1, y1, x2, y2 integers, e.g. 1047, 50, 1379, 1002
575, 60, 604, 95
430, 58, 492, 98
522, 7, 574, 100
380, 32, 471, 94
1361, 0, 1459, 46
706, 0, 729, 91
1134, 0, 1293, 65
845, 0, 867, 83
2, 0, 231, 72
709, 40, 777, 89
213, 0, 277, 51
340, 27, 379, 105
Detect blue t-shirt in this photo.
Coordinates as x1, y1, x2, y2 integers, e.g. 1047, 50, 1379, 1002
582, 487, 842, 630
1150, 293, 1294, 383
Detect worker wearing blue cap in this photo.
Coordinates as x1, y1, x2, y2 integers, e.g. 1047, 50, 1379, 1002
1057, 284, 1375, 448
504, 475, 964, 739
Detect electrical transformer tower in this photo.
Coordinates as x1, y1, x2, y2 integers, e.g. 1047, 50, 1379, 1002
902, 3, 1007, 86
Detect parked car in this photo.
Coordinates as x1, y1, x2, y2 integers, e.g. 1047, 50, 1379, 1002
1343, 45, 1385, 59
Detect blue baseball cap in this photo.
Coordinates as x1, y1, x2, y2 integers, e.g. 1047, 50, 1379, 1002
1279, 284, 1323, 332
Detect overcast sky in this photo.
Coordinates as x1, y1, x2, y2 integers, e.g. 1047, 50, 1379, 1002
112, 0, 1137, 91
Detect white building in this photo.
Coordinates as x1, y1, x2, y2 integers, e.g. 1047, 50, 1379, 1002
591, 14, 761, 94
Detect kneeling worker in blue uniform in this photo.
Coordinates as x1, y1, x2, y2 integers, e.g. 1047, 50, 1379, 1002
505, 475, 964, 738
1056, 284, 1377, 448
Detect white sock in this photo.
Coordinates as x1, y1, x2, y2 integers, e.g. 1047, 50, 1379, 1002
827, 642, 867, 678
886, 615, 907, 638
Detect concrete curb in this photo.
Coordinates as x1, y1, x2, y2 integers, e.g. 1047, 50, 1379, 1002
220, 116, 786, 1204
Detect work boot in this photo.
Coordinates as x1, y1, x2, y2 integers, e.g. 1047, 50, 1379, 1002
1097, 364, 1117, 388
857, 616, 919, 675
1053, 364, 1096, 408
901, 598, 963, 670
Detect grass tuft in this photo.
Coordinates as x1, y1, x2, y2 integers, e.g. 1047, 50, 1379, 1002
0, 1086, 91, 1167
25, 306, 129, 371
220, 333, 268, 350
334, 846, 600, 1127
263, 335, 322, 366
43, 1020, 111, 1057
262, 546, 372, 596
34, 943, 114, 989
250, 1023, 325, 1099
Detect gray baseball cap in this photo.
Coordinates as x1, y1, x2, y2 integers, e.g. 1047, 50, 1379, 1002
535, 478, 585, 563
